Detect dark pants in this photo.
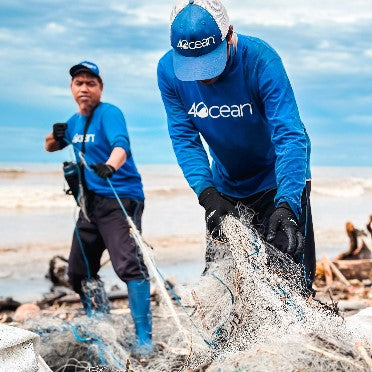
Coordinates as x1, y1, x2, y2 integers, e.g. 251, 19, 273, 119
68, 193, 148, 293
208, 182, 316, 287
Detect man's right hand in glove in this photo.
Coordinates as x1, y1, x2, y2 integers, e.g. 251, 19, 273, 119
45, 123, 68, 152
52, 123, 67, 143
198, 187, 239, 240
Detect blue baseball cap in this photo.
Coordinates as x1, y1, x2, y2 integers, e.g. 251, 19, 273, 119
170, 0, 230, 81
69, 61, 101, 80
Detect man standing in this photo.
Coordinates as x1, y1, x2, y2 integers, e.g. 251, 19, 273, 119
157, 0, 315, 291
45, 61, 152, 353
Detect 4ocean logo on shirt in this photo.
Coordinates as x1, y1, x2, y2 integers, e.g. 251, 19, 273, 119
188, 102, 253, 119
72, 133, 95, 143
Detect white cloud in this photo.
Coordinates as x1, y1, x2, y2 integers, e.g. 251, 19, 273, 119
107, 0, 372, 27
0, 28, 25, 44
46, 86, 71, 98
44, 22, 66, 34
109, 1, 171, 26
224, 0, 372, 27
285, 50, 359, 74
318, 40, 331, 50
365, 49, 372, 58
345, 115, 372, 126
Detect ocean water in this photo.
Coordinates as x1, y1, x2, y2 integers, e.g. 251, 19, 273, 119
0, 163, 371, 301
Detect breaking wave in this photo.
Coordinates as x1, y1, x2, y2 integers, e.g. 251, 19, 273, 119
312, 177, 372, 197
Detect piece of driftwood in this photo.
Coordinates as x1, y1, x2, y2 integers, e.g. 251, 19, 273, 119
38, 292, 69, 307
321, 255, 333, 287
323, 255, 350, 287
0, 297, 21, 311
55, 289, 158, 305
336, 221, 371, 260
46, 255, 112, 288
333, 259, 372, 281
55, 290, 126, 305
46, 255, 71, 288
366, 215, 372, 238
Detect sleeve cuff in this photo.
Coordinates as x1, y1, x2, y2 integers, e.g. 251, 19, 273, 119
112, 142, 131, 159
195, 181, 215, 197
275, 197, 301, 220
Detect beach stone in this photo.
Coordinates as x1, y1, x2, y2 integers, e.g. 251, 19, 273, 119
14, 303, 40, 322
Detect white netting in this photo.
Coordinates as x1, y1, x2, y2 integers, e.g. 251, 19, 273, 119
22, 212, 371, 371
170, 0, 230, 40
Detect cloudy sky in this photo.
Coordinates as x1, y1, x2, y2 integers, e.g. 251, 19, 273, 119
0, 0, 371, 165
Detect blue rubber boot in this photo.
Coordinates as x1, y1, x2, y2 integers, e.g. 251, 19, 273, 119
127, 279, 153, 355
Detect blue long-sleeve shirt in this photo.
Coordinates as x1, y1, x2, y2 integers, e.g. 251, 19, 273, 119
65, 102, 144, 201
157, 34, 311, 218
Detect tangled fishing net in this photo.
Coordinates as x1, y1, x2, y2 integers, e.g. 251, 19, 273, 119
23, 209, 371, 371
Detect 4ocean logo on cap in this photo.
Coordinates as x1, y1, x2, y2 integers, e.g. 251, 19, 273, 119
188, 102, 253, 119
81, 62, 96, 69
177, 35, 216, 50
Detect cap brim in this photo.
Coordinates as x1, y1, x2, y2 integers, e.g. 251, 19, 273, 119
173, 40, 227, 82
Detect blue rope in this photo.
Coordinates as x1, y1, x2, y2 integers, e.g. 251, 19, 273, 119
52, 138, 127, 368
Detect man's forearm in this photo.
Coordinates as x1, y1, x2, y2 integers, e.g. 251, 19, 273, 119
45, 133, 62, 152
106, 147, 127, 170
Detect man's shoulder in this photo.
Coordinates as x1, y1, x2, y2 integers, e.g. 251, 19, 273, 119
238, 34, 280, 60
158, 49, 173, 67
158, 50, 175, 77
67, 112, 79, 125
98, 102, 121, 112
97, 102, 124, 117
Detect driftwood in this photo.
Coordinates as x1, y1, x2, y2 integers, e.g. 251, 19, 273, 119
46, 255, 112, 289
54, 289, 158, 305
324, 256, 350, 287
0, 297, 21, 311
46, 255, 70, 288
336, 221, 371, 260
321, 255, 333, 287
333, 259, 372, 281
315, 214, 372, 288
317, 259, 372, 282
366, 215, 372, 238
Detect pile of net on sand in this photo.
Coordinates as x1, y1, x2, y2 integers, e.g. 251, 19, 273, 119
23, 210, 371, 371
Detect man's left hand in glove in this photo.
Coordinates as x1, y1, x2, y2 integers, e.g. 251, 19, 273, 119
91, 163, 116, 178
266, 202, 304, 260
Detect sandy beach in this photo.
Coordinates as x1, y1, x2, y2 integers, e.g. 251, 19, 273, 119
1, 164, 371, 302
0, 164, 371, 371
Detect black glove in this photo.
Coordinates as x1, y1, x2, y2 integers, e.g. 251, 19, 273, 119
90, 163, 116, 178
52, 123, 67, 142
198, 187, 239, 239
266, 202, 304, 258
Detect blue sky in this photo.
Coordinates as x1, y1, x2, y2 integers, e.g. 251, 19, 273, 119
0, 0, 371, 165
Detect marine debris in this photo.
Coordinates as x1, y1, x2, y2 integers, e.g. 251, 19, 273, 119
1, 213, 371, 371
